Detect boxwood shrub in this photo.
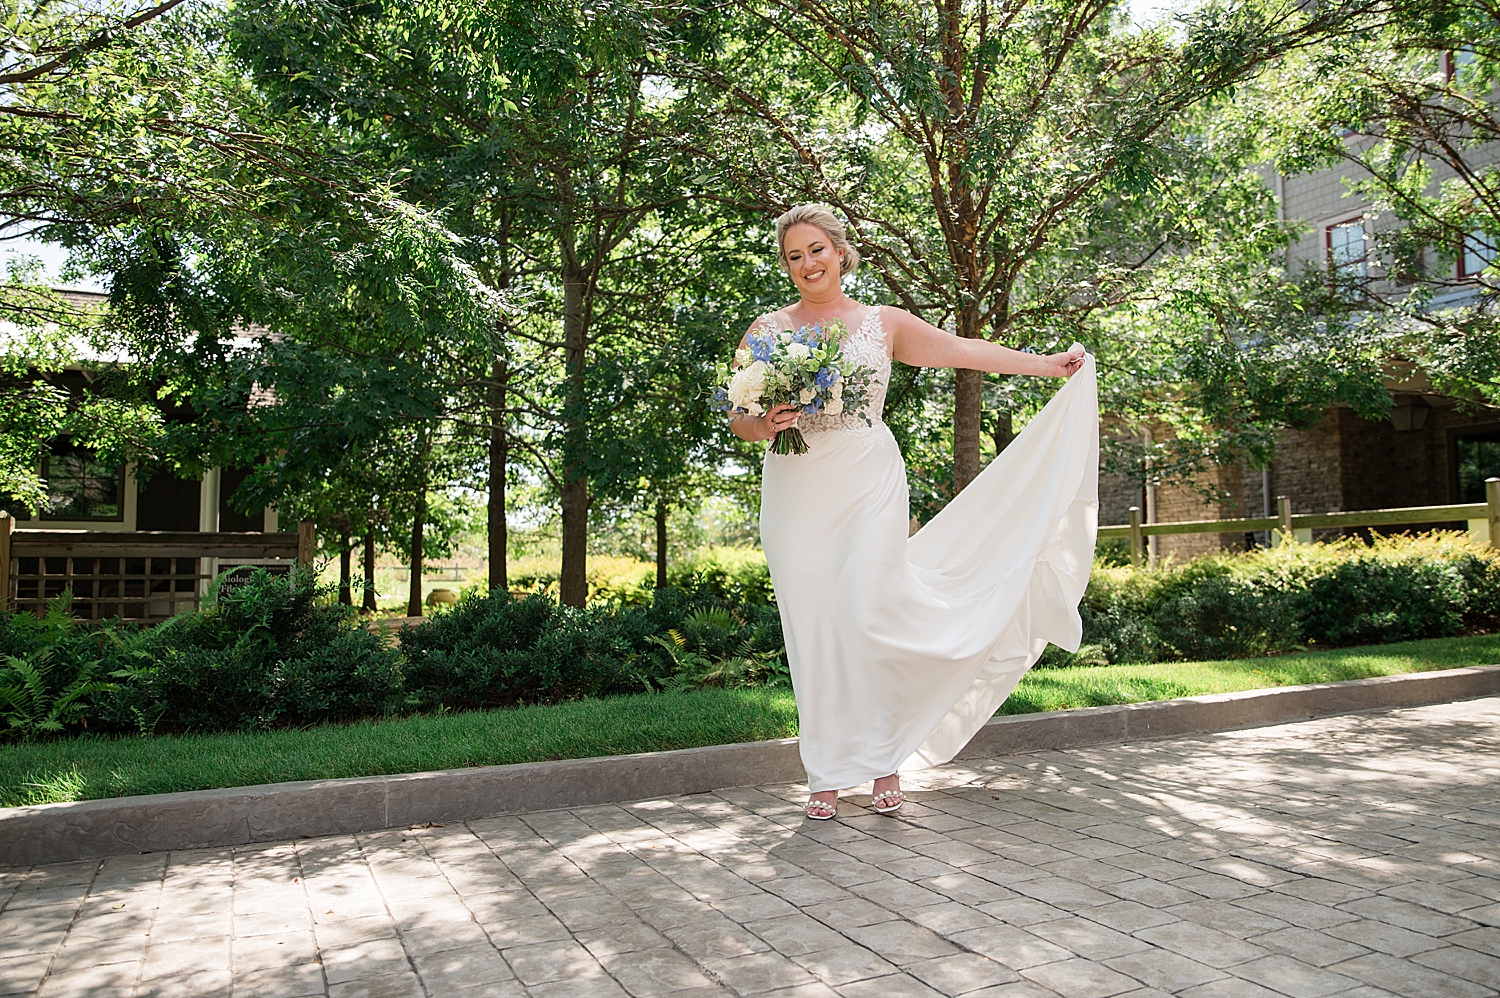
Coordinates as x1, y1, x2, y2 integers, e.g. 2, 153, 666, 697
5, 532, 1496, 739
1070, 532, 1500, 665
398, 586, 785, 711
95, 569, 405, 733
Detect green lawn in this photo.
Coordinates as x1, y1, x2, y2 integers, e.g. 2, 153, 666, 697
4, 633, 1497, 808
1000, 633, 1500, 714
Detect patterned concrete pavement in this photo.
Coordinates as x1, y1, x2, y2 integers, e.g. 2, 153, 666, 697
3, 697, 1499, 998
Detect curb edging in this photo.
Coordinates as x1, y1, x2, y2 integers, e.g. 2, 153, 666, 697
956, 663, 1500, 757
4, 664, 1498, 867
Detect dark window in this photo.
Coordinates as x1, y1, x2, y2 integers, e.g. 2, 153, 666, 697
1461, 230, 1495, 278
1456, 433, 1500, 502
1446, 47, 1477, 83
219, 466, 265, 532
39, 439, 124, 521
136, 471, 202, 531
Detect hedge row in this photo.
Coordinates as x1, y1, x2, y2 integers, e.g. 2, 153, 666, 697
1055, 532, 1500, 666
0, 569, 785, 740
2, 532, 1495, 741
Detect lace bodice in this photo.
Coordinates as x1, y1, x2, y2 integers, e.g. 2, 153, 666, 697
759, 306, 892, 434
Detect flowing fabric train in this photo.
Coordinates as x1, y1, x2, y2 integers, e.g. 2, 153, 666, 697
760, 348, 1099, 792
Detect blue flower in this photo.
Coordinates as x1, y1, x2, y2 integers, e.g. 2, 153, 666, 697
749, 334, 773, 362
814, 367, 836, 389
803, 397, 824, 415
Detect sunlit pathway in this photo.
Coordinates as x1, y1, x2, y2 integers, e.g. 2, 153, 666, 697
3, 698, 1499, 998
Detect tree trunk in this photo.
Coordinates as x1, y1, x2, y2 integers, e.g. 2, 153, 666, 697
952, 304, 985, 491
952, 293, 1004, 494
559, 249, 589, 608
953, 367, 983, 492
655, 498, 668, 589
487, 221, 512, 596
362, 530, 377, 613
338, 533, 352, 605
407, 499, 425, 617
488, 357, 509, 594
993, 410, 1014, 455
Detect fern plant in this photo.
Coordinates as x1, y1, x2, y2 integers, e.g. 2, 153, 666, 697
647, 625, 790, 693
0, 647, 112, 742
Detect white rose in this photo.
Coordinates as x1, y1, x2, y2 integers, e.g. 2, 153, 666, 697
785, 342, 811, 362
831, 381, 843, 398
799, 388, 815, 404
824, 397, 843, 416
727, 360, 768, 409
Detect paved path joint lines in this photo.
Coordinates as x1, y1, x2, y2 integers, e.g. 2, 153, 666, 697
4, 697, 1500, 998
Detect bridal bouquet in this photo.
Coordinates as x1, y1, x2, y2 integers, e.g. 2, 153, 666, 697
712, 319, 875, 455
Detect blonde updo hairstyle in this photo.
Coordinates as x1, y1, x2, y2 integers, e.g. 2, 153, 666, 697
776, 203, 860, 277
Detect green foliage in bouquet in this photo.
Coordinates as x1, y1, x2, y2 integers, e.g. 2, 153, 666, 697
714, 319, 875, 455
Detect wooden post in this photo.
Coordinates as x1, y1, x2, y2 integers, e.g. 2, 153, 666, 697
0, 510, 11, 613
1128, 506, 1143, 567
1487, 479, 1500, 550
297, 521, 316, 567
1277, 496, 1294, 544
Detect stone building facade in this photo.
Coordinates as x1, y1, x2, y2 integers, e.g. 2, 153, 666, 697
1095, 121, 1500, 558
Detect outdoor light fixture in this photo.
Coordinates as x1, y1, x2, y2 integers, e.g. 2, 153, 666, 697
1390, 396, 1431, 432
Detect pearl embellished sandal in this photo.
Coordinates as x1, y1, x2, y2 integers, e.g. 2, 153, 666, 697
805, 797, 837, 820
872, 789, 905, 814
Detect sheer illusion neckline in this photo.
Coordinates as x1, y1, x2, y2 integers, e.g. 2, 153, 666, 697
771, 304, 883, 352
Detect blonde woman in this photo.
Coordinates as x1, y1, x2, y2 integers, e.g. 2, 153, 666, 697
731, 204, 1098, 820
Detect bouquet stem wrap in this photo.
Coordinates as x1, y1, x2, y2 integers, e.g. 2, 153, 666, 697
772, 427, 809, 455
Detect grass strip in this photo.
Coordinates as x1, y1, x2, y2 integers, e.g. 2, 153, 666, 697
3, 633, 1497, 807
1000, 633, 1500, 714
0, 688, 799, 808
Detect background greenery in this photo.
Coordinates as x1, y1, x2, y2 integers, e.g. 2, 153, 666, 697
9, 0, 1500, 603
7, 2, 1500, 804
5, 631, 1494, 808
4, 532, 1499, 746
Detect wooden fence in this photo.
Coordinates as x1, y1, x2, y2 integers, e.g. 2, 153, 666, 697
1101, 478, 1500, 566
0, 512, 316, 621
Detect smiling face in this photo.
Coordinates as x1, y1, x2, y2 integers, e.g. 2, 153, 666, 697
781, 222, 845, 298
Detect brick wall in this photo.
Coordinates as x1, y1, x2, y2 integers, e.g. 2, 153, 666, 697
1093, 405, 1500, 558
1264, 416, 1345, 519
1095, 422, 1252, 562
1098, 470, 1139, 534
1098, 420, 1143, 537
1152, 463, 1250, 562
1335, 401, 1500, 516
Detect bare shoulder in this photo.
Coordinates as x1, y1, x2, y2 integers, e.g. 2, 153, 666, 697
874, 304, 921, 330
762, 304, 800, 328
872, 304, 925, 354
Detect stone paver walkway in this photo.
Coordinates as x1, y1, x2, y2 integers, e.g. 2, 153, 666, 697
4, 698, 1500, 998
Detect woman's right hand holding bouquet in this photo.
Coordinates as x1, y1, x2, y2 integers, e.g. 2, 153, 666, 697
739, 403, 803, 443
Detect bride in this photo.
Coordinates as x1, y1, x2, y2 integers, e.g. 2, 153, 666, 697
730, 204, 1098, 820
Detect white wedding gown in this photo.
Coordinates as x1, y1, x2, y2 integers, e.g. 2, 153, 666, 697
758, 305, 1099, 792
